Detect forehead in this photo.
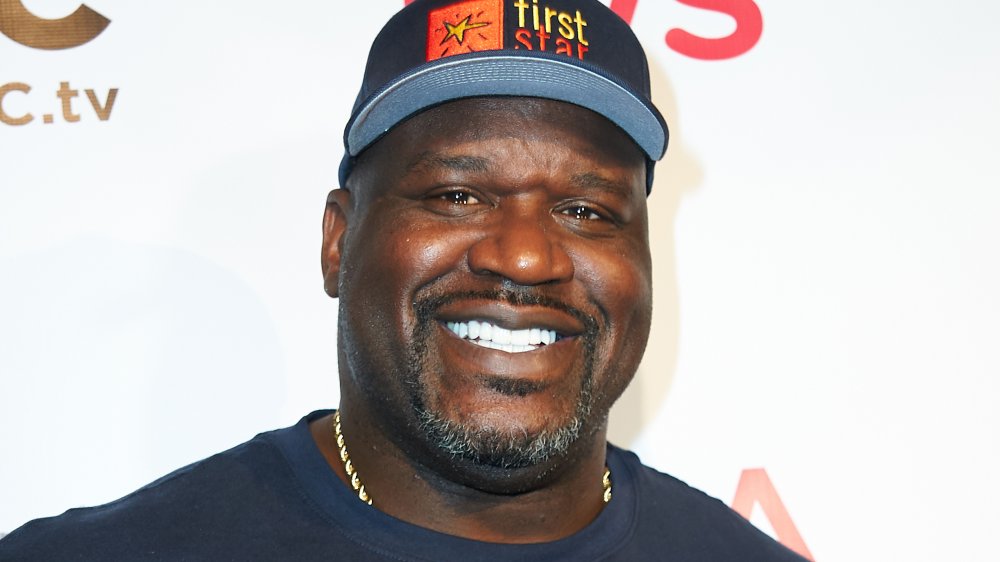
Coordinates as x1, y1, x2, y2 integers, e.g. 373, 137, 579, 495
350, 97, 646, 194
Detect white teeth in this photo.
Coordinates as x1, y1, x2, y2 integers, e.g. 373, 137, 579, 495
511, 329, 529, 346
492, 326, 511, 345
446, 320, 560, 353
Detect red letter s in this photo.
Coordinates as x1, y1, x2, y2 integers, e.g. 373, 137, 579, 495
609, 0, 638, 24
666, 0, 762, 60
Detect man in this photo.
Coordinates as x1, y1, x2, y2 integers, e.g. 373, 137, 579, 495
0, 0, 807, 560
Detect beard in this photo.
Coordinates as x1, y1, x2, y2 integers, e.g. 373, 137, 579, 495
405, 288, 601, 470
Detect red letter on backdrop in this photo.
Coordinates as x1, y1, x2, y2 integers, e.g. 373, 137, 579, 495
609, 0, 638, 24
731, 469, 814, 561
666, 0, 762, 60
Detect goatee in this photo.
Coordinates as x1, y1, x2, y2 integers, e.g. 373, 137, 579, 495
406, 288, 600, 470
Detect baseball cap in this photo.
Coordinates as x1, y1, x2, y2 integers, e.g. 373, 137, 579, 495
339, 0, 669, 191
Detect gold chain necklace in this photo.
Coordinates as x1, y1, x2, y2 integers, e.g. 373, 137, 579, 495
333, 411, 372, 505
333, 411, 612, 506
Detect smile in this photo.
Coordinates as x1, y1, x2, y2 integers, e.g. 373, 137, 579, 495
444, 320, 562, 354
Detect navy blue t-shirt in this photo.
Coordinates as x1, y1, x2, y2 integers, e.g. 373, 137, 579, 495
0, 411, 807, 561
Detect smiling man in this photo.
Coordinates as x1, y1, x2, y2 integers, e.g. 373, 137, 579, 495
0, 0, 808, 560
318, 97, 652, 542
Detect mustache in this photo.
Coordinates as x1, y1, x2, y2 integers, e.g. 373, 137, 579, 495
412, 287, 600, 337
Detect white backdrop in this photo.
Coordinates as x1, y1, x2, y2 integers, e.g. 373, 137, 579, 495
2, 1, 999, 560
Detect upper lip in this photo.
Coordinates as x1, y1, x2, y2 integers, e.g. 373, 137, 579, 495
435, 300, 586, 337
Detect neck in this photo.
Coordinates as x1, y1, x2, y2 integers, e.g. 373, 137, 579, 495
309, 402, 610, 543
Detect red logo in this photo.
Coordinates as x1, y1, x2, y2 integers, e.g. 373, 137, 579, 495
426, 0, 504, 61
731, 469, 814, 560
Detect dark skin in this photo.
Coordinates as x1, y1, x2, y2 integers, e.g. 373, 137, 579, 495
312, 97, 653, 543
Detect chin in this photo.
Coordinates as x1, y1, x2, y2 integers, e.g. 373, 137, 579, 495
413, 398, 589, 471
403, 292, 604, 473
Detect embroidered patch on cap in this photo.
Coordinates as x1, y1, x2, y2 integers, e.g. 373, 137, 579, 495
426, 0, 504, 61
511, 0, 591, 60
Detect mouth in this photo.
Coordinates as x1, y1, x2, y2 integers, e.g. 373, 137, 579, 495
444, 320, 564, 354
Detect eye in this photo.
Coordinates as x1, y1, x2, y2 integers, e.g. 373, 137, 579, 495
422, 188, 489, 216
439, 191, 482, 205
562, 205, 604, 221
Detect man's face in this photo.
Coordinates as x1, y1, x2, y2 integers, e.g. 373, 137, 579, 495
329, 98, 652, 485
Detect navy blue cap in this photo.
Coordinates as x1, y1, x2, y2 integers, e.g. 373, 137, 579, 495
340, 0, 669, 191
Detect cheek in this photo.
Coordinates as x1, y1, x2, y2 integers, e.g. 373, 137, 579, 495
578, 232, 651, 314
338, 209, 478, 400
572, 238, 653, 379
376, 214, 471, 286
345, 209, 474, 327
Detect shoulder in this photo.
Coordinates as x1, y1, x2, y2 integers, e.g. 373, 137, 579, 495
0, 424, 299, 561
610, 446, 809, 562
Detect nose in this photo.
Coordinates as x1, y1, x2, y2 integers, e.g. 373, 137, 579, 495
467, 203, 574, 286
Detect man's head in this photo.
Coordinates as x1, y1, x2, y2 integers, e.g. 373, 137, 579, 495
322, 0, 667, 492
339, 0, 668, 192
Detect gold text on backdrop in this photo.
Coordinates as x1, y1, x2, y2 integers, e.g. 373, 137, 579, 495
0, 82, 118, 126
0, 0, 109, 50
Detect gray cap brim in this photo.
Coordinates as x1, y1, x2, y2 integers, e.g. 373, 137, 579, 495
345, 54, 668, 163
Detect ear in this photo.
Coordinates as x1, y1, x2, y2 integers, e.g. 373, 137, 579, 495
321, 189, 352, 298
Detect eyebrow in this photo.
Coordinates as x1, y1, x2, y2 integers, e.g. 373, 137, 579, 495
571, 171, 631, 196
406, 152, 490, 174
